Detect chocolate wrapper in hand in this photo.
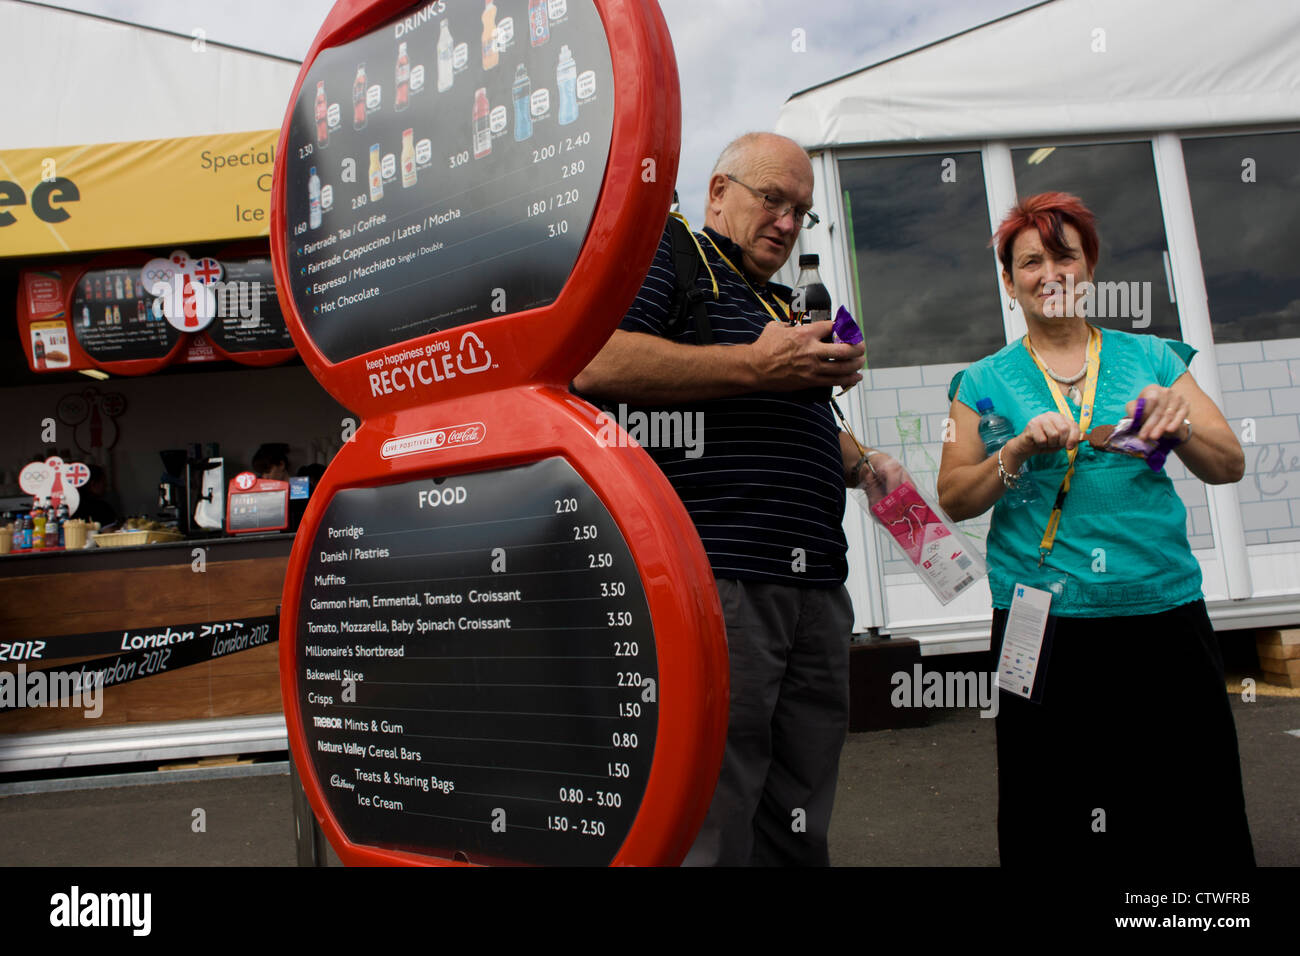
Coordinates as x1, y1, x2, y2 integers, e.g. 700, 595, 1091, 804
832, 305, 863, 346
1086, 397, 1180, 471
833, 306, 863, 396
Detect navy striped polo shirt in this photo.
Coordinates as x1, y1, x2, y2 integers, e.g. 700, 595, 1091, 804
611, 224, 848, 586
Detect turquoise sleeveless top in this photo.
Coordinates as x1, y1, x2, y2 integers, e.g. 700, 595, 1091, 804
950, 328, 1203, 617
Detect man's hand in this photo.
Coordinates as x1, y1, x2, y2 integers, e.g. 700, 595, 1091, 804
855, 451, 907, 507
747, 320, 865, 392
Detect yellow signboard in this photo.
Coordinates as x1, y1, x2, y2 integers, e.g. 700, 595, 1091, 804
0, 130, 278, 257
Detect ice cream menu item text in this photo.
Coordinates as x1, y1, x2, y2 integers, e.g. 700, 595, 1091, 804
204, 257, 295, 355
284, 0, 614, 364
297, 458, 657, 865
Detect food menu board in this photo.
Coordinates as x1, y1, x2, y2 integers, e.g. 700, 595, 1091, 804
296, 457, 658, 865
205, 257, 295, 354
71, 266, 181, 362
283, 0, 615, 364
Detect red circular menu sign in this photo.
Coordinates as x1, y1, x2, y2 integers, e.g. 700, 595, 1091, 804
274, 0, 725, 867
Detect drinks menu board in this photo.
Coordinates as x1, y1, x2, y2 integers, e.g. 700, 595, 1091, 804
205, 257, 296, 354
296, 457, 657, 865
72, 266, 181, 362
284, 0, 615, 364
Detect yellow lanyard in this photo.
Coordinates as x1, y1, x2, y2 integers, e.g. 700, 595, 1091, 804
1023, 326, 1102, 566
700, 232, 789, 322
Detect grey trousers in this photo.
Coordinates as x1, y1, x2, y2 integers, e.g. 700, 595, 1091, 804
683, 579, 852, 866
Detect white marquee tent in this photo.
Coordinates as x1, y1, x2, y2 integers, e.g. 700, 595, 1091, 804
772, 0, 1300, 651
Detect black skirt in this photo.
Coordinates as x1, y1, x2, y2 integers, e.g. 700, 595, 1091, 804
990, 600, 1255, 868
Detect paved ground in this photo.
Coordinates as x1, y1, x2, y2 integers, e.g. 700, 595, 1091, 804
1, 696, 1294, 867
830, 696, 1299, 867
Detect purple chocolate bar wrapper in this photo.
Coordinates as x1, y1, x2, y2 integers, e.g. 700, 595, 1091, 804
1102, 398, 1178, 470
833, 305, 863, 345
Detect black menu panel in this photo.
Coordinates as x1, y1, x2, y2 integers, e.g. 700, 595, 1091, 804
285, 0, 615, 363
72, 267, 181, 361
229, 489, 289, 532
297, 457, 658, 865
206, 257, 295, 353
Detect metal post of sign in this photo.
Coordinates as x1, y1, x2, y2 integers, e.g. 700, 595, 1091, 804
289, 752, 328, 866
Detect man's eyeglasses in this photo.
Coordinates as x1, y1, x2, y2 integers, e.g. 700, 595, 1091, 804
726, 174, 820, 230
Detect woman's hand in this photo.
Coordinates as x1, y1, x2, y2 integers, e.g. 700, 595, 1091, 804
1011, 412, 1081, 458
1126, 385, 1191, 442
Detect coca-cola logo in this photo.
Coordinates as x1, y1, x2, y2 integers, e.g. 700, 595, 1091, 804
380, 422, 486, 459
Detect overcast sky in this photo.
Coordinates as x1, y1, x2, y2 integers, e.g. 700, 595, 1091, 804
32, 0, 1043, 219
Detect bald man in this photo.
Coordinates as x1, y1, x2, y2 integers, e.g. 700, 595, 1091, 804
576, 132, 882, 866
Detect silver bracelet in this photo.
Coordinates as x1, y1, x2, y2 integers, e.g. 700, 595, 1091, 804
997, 447, 1020, 489
1182, 418, 1193, 443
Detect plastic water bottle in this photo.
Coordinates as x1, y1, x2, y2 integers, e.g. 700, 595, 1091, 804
437, 19, 454, 92
308, 167, 322, 229
976, 398, 1038, 507
512, 64, 533, 142
556, 45, 578, 126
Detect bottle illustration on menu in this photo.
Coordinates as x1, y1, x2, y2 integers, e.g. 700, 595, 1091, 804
557, 45, 578, 125
529, 0, 549, 46
315, 80, 329, 147
481, 0, 498, 71
124, 275, 133, 297
401, 129, 416, 188
34, 333, 45, 369
82, 304, 90, 327
369, 145, 384, 201
353, 64, 367, 129
308, 166, 323, 228
437, 19, 454, 92
473, 88, 492, 158
512, 65, 533, 141
114, 274, 124, 299
395, 42, 410, 111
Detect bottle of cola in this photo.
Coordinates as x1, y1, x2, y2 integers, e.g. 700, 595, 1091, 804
792, 254, 832, 324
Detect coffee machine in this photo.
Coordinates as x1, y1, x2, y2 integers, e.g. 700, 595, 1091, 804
159, 443, 223, 536
194, 456, 225, 531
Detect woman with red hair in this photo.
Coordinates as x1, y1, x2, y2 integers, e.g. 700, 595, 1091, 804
937, 192, 1253, 867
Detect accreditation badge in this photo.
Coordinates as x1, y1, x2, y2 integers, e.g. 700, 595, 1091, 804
997, 583, 1054, 701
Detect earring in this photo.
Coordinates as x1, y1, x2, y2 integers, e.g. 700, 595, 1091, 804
1008, 298, 1017, 311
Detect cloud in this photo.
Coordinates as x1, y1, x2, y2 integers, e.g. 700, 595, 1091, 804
38, 0, 1040, 238
658, 0, 1042, 225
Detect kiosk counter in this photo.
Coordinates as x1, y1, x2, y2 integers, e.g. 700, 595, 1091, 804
0, 533, 290, 770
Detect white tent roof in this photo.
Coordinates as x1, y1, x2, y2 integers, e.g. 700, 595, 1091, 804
1, 0, 302, 149
775, 0, 1300, 149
